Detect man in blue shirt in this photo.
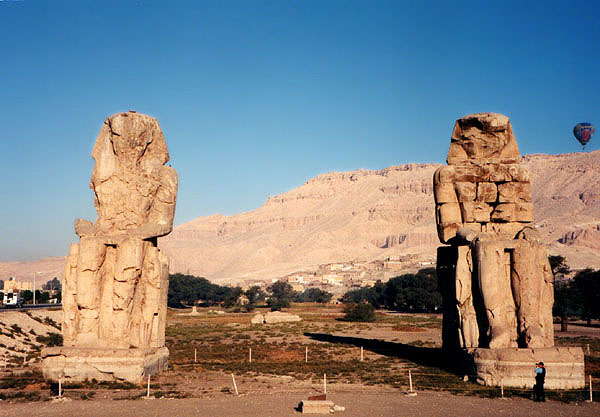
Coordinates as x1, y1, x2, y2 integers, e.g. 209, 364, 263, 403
534, 362, 546, 402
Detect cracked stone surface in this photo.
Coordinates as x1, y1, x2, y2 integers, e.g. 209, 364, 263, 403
43, 112, 177, 382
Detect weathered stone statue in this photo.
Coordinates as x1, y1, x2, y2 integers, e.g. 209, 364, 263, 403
42, 112, 177, 382
435, 113, 584, 388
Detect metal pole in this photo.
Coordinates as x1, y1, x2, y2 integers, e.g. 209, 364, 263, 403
323, 373, 327, 394
305, 346, 308, 363
147, 375, 151, 398
590, 375, 593, 402
360, 346, 364, 361
501, 379, 504, 399
249, 347, 252, 363
409, 370, 413, 393
33, 273, 36, 305
58, 377, 62, 397
194, 348, 197, 363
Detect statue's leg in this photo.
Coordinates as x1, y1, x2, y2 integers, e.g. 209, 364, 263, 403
75, 237, 107, 346
456, 245, 479, 348
512, 242, 544, 347
112, 238, 144, 348
62, 243, 79, 346
135, 245, 168, 348
512, 240, 555, 347
474, 240, 518, 348
540, 253, 555, 346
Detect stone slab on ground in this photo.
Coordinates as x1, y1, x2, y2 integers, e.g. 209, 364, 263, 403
300, 400, 335, 414
470, 347, 585, 389
41, 346, 169, 383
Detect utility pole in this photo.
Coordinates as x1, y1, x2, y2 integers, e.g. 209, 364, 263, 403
33, 272, 41, 305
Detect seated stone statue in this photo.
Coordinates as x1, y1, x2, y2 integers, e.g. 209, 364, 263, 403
62, 111, 178, 350
434, 113, 553, 350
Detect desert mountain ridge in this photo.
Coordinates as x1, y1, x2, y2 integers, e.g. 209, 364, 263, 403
2, 150, 600, 286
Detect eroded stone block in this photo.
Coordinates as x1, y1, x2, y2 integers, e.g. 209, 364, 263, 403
455, 182, 476, 202
476, 182, 497, 202
460, 202, 493, 223
438, 202, 462, 224
491, 203, 516, 222
434, 181, 458, 203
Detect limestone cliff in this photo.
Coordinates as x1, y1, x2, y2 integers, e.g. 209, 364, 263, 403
160, 150, 600, 283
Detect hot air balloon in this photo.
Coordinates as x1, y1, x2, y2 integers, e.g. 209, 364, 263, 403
573, 122, 594, 150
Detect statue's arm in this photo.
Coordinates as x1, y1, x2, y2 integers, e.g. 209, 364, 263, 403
74, 218, 96, 237
131, 166, 178, 240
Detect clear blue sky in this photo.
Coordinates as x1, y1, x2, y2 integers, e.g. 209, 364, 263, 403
1, 0, 598, 262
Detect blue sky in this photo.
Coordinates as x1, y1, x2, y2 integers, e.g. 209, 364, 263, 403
1, 0, 598, 262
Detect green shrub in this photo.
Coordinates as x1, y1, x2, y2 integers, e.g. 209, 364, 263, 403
341, 303, 376, 322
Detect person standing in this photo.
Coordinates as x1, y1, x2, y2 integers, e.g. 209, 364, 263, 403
534, 361, 546, 402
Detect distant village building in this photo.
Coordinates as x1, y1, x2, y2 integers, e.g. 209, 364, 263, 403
3, 277, 33, 292
321, 274, 344, 286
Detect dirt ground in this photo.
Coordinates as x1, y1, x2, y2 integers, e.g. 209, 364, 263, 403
0, 387, 598, 417
1, 307, 598, 416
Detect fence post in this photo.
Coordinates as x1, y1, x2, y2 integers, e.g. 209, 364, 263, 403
194, 348, 197, 363
305, 346, 308, 363
58, 377, 62, 398
406, 370, 417, 396
323, 373, 327, 394
500, 378, 504, 399
147, 375, 151, 398
231, 373, 239, 396
249, 347, 252, 363
590, 375, 593, 403
360, 346, 364, 362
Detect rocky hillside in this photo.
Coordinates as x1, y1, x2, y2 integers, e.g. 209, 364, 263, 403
161, 163, 438, 283
160, 150, 600, 283
3, 151, 600, 284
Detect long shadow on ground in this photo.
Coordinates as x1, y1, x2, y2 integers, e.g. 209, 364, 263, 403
304, 332, 443, 368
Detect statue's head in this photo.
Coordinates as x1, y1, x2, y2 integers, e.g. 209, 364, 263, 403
91, 111, 169, 182
447, 112, 520, 164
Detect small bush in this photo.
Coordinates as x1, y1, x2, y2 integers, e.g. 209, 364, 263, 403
10, 324, 23, 334
341, 303, 376, 322
36, 332, 63, 347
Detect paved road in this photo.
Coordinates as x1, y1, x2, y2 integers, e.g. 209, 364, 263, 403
0, 303, 61, 311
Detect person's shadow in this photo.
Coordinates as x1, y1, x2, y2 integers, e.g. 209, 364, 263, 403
303, 332, 443, 368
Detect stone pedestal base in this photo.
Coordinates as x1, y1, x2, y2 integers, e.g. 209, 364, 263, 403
41, 346, 169, 384
469, 347, 585, 389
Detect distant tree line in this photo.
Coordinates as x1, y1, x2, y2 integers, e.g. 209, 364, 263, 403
550, 255, 600, 330
340, 268, 442, 313
167, 273, 236, 308
167, 274, 333, 311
